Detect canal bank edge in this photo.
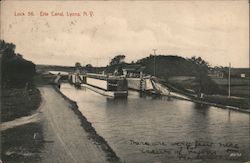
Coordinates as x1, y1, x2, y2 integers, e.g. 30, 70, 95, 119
183, 97, 250, 114
52, 85, 121, 163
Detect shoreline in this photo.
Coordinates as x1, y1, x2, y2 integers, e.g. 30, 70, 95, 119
52, 85, 121, 162
171, 95, 250, 114
165, 92, 250, 114
159, 82, 249, 113
169, 94, 250, 114
189, 98, 250, 113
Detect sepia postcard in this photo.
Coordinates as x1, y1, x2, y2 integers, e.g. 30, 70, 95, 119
0, 0, 249, 163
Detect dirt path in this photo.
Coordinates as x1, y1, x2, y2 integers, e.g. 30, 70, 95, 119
1, 113, 41, 131
38, 86, 107, 163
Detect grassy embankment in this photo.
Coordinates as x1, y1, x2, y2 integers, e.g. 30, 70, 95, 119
1, 40, 43, 162
1, 40, 42, 122
212, 78, 249, 98
1, 86, 41, 122
1, 123, 44, 162
167, 76, 249, 110
1, 82, 43, 162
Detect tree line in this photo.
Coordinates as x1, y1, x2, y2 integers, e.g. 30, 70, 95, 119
1, 40, 36, 88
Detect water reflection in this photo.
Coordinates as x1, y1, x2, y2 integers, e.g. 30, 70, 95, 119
228, 110, 231, 122
192, 103, 210, 117
106, 98, 128, 107
194, 103, 210, 110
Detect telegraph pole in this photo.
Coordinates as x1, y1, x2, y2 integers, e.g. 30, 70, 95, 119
228, 62, 231, 97
152, 49, 157, 77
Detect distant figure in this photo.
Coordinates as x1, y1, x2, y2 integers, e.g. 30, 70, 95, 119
54, 73, 61, 89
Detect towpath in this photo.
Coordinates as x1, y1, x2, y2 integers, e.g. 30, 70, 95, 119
38, 85, 107, 163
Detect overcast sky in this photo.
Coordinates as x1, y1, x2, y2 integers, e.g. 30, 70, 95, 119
1, 1, 249, 67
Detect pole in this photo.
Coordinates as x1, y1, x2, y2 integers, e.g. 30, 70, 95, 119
152, 49, 157, 77
228, 62, 231, 97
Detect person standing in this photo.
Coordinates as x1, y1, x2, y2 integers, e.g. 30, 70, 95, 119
54, 73, 61, 89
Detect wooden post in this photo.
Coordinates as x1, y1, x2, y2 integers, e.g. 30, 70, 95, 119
228, 63, 231, 97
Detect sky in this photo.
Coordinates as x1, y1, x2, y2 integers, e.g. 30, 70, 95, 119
1, 1, 249, 67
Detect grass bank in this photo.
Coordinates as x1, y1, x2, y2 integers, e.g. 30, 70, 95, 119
160, 79, 249, 112
212, 78, 249, 98
1, 84, 43, 162
203, 95, 249, 110
1, 123, 44, 162
1, 85, 41, 122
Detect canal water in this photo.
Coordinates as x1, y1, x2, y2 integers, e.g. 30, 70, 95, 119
60, 83, 249, 163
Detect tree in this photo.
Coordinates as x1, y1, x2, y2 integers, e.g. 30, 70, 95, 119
188, 56, 210, 71
1, 40, 16, 60
86, 64, 93, 68
85, 64, 93, 73
109, 55, 125, 65
75, 62, 81, 68
17, 53, 23, 58
188, 56, 220, 94
1, 40, 36, 87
